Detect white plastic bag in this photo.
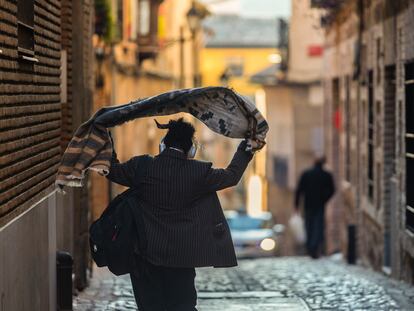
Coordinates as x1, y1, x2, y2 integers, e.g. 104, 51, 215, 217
288, 213, 306, 244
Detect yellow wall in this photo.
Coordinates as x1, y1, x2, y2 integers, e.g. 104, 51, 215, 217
200, 47, 278, 96
199, 47, 277, 212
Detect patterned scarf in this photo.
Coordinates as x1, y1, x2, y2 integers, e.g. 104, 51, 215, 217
55, 87, 268, 189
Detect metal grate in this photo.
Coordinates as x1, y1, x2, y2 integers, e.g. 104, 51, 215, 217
405, 62, 414, 232
368, 70, 374, 201
345, 75, 351, 182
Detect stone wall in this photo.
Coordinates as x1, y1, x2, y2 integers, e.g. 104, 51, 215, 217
322, 0, 414, 283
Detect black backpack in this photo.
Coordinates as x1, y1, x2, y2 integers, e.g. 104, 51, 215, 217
89, 188, 147, 276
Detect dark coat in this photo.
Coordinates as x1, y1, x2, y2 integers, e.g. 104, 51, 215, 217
295, 164, 335, 254
106, 144, 253, 268
295, 164, 335, 212
295, 165, 335, 256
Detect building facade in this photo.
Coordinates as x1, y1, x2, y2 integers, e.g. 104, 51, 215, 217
256, 0, 325, 255
0, 0, 94, 309
318, 0, 414, 283
91, 0, 206, 217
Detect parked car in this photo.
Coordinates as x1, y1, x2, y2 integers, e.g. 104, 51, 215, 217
224, 210, 285, 258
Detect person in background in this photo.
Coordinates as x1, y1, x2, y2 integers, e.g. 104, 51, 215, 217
294, 156, 335, 259
105, 118, 260, 311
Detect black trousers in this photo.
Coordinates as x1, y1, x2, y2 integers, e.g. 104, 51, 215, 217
130, 255, 197, 311
305, 207, 325, 258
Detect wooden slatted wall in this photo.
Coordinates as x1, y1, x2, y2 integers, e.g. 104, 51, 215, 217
0, 0, 62, 218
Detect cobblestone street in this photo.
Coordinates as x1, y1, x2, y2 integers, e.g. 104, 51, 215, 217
74, 257, 414, 310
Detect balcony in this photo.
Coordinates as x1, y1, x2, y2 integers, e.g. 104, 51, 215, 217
311, 0, 345, 9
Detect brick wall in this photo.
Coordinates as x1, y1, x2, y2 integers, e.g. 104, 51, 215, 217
397, 3, 414, 283
0, 0, 62, 222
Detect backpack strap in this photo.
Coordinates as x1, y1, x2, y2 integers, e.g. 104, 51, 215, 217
128, 154, 153, 255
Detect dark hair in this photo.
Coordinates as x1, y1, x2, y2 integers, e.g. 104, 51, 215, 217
163, 118, 195, 153
314, 156, 326, 167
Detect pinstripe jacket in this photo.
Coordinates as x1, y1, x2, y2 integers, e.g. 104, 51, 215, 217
106, 143, 253, 268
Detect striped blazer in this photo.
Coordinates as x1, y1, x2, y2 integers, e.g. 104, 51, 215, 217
106, 143, 253, 268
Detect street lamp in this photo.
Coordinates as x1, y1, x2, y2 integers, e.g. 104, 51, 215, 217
186, 3, 202, 34
186, 1, 207, 87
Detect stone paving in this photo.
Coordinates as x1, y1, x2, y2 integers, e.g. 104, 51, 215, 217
74, 257, 414, 310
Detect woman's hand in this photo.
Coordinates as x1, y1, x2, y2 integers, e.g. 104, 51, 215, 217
247, 138, 265, 152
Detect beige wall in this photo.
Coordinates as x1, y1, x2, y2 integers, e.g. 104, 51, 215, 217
264, 86, 295, 188
292, 85, 324, 179
109, 73, 174, 195
288, 0, 324, 83
264, 83, 323, 255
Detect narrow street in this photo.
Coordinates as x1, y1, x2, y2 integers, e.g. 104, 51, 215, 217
74, 257, 414, 310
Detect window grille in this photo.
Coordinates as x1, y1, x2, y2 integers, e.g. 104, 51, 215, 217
345, 76, 351, 182
17, 0, 37, 66
405, 63, 414, 232
368, 71, 374, 201
384, 65, 397, 215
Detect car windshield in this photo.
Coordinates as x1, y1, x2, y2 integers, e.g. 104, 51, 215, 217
227, 215, 268, 230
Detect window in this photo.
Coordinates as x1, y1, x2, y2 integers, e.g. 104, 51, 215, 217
376, 100, 382, 147
138, 0, 151, 36
368, 70, 374, 201
117, 0, 123, 39
225, 57, 244, 77
345, 76, 351, 181
405, 62, 414, 232
383, 65, 396, 218
273, 156, 288, 188
376, 162, 381, 209
136, 0, 162, 63
17, 0, 37, 65
376, 38, 382, 85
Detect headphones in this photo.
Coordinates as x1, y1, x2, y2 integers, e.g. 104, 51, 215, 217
159, 137, 197, 159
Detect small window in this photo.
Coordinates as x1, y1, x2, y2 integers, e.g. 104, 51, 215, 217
273, 156, 288, 188
138, 0, 151, 36
376, 100, 382, 147
224, 57, 244, 77
376, 38, 382, 85
117, 0, 123, 39
17, 0, 37, 66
